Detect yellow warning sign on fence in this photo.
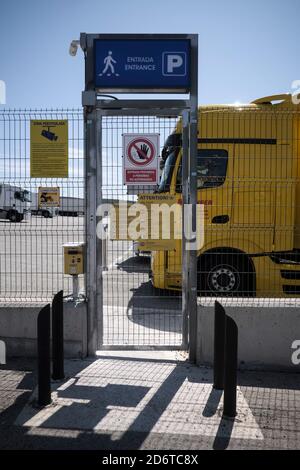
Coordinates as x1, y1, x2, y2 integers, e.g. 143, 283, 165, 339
38, 187, 60, 208
30, 120, 68, 177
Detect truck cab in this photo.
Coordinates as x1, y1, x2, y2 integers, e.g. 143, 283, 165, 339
0, 184, 31, 222
149, 94, 300, 297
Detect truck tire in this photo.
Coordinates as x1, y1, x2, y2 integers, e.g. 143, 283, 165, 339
8, 210, 17, 222
198, 253, 254, 297
42, 210, 50, 218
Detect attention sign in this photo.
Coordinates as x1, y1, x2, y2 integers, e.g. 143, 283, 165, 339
123, 134, 160, 185
38, 187, 60, 208
94, 39, 190, 92
30, 120, 68, 178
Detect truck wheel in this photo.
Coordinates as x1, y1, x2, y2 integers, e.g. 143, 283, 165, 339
198, 253, 253, 297
42, 210, 50, 218
16, 213, 23, 222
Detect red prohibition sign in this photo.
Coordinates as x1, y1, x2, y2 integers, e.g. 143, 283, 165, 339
127, 138, 156, 167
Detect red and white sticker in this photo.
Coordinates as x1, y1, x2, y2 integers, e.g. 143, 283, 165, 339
123, 133, 160, 185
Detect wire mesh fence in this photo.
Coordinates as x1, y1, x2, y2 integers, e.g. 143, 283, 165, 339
99, 100, 300, 351
0, 109, 84, 302
1, 100, 300, 348
194, 104, 300, 305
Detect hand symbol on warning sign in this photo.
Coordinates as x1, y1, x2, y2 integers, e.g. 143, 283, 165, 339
136, 144, 149, 160
126, 136, 157, 168
123, 134, 159, 185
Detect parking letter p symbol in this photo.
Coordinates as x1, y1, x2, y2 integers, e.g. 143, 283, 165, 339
167, 54, 183, 73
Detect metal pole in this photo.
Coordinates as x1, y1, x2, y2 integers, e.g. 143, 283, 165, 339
52, 290, 64, 380
181, 109, 190, 350
37, 304, 51, 406
101, 223, 108, 272
213, 301, 226, 390
85, 109, 98, 355
96, 111, 104, 347
188, 34, 199, 363
223, 315, 238, 418
72, 275, 79, 299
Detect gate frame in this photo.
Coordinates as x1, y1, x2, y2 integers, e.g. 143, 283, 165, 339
81, 33, 198, 358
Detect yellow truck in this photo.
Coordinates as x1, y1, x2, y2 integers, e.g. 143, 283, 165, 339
113, 94, 300, 297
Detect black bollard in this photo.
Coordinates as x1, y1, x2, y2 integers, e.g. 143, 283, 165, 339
213, 300, 226, 390
37, 304, 51, 406
52, 290, 64, 380
223, 315, 238, 418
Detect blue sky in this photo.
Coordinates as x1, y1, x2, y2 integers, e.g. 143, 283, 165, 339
1, 0, 300, 108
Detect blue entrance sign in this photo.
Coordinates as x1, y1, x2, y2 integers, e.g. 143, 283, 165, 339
94, 39, 191, 91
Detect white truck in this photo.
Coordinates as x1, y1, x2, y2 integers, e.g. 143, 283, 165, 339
0, 184, 31, 222
58, 197, 84, 217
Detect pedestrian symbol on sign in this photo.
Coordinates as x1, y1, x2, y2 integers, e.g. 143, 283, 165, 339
99, 51, 119, 77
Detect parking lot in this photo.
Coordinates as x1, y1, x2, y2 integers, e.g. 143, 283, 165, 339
103, 239, 182, 347
0, 215, 85, 302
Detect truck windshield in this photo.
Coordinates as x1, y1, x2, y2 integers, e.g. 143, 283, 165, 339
157, 149, 179, 193
14, 190, 31, 202
176, 149, 228, 192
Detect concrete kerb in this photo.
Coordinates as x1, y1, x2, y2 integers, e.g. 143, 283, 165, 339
0, 300, 87, 358
2, 296, 300, 370
196, 298, 300, 372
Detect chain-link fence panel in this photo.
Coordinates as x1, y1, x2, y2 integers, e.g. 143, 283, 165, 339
0, 109, 84, 302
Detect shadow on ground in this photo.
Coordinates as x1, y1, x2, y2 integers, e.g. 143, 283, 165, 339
126, 281, 182, 333
1, 355, 299, 450
117, 255, 151, 274
1, 356, 227, 450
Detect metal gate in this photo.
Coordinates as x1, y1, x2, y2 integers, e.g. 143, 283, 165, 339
100, 113, 182, 348
85, 105, 192, 350
81, 33, 198, 356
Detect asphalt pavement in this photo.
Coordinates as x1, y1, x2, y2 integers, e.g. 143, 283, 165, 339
0, 353, 299, 450
0, 215, 183, 348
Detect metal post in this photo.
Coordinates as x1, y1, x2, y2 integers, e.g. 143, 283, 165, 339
37, 304, 51, 406
72, 275, 79, 299
102, 224, 108, 271
52, 290, 64, 380
102, 231, 108, 271
223, 315, 238, 418
182, 109, 190, 350
96, 111, 104, 346
213, 301, 226, 390
85, 109, 98, 355
0, 339, 6, 365
188, 34, 199, 363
